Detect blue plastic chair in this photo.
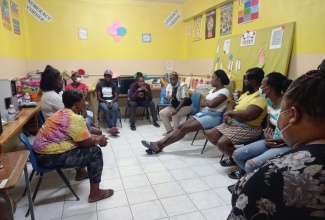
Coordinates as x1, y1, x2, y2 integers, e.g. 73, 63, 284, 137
19, 133, 79, 217
187, 92, 202, 119
36, 110, 45, 126
156, 88, 170, 118
124, 89, 151, 124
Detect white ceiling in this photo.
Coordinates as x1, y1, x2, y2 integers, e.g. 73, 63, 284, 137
131, 0, 187, 3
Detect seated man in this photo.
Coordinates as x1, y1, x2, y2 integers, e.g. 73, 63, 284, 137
128, 72, 160, 130
33, 90, 114, 203
96, 70, 119, 128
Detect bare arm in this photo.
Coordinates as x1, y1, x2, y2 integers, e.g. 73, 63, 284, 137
225, 105, 263, 122
201, 94, 228, 108
77, 134, 108, 148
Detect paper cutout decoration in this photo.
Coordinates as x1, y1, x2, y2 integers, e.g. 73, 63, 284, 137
107, 21, 127, 42
229, 54, 233, 60
216, 43, 220, 53
257, 51, 266, 68
216, 57, 220, 62
228, 60, 233, 72
236, 59, 241, 72
240, 31, 256, 46
220, 62, 223, 70
223, 39, 231, 54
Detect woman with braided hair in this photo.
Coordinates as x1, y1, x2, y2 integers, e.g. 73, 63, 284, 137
228, 60, 325, 219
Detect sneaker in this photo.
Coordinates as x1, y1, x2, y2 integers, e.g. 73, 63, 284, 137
220, 157, 236, 167
153, 121, 160, 128
228, 169, 243, 179
131, 123, 136, 131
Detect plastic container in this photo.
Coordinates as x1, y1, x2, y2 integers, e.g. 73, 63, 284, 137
233, 90, 239, 101
24, 93, 31, 103
8, 105, 16, 123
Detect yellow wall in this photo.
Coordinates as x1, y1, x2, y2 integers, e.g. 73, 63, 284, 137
0, 0, 27, 58
182, 0, 325, 78
1, 0, 324, 79
24, 0, 186, 60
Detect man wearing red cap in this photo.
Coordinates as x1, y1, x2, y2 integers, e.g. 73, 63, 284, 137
96, 70, 119, 128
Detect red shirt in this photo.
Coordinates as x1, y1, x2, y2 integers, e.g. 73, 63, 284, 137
65, 83, 88, 92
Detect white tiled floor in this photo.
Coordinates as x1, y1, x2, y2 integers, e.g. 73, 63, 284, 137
10, 119, 238, 220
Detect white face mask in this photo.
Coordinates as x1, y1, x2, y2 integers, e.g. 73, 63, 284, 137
277, 108, 292, 136
76, 77, 82, 83
258, 86, 269, 99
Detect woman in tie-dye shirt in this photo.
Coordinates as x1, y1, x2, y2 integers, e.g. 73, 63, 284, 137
33, 90, 114, 203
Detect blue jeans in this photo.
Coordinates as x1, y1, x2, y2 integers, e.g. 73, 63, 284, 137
99, 102, 119, 127
233, 139, 291, 173
85, 116, 92, 132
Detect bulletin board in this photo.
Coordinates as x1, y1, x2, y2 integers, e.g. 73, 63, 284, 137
213, 22, 295, 91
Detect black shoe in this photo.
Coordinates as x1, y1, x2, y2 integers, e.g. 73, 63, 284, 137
220, 157, 236, 167
153, 121, 160, 128
228, 169, 242, 179
227, 184, 236, 194
131, 123, 136, 131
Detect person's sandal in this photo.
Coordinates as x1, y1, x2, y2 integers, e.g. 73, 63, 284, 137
220, 157, 236, 167
228, 169, 243, 179
145, 148, 162, 155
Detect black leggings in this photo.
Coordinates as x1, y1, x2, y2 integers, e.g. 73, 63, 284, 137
34, 146, 103, 184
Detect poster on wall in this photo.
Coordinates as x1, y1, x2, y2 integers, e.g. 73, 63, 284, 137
223, 39, 231, 54
164, 8, 181, 28
1, 0, 12, 31
205, 9, 216, 39
240, 31, 256, 46
11, 1, 20, 34
26, 0, 53, 23
193, 15, 202, 41
270, 27, 284, 49
238, 0, 259, 24
220, 2, 233, 36
78, 28, 88, 40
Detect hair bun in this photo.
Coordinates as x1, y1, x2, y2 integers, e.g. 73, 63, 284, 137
318, 59, 325, 74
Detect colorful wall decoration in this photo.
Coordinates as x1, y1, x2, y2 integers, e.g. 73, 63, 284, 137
11, 0, 20, 35
193, 15, 202, 41
238, 0, 259, 24
205, 9, 216, 39
1, 0, 11, 31
107, 21, 127, 42
220, 2, 233, 36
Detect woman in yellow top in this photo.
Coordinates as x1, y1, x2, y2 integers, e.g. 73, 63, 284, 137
206, 67, 267, 166
33, 90, 114, 203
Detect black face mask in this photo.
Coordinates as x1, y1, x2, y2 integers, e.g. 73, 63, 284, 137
245, 81, 255, 93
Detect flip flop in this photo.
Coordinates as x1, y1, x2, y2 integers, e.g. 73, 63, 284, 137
141, 140, 159, 153
145, 149, 163, 155
88, 189, 114, 203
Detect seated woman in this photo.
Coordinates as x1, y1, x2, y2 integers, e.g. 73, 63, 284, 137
65, 71, 88, 99
65, 71, 100, 133
159, 72, 193, 135
128, 72, 160, 131
206, 67, 267, 166
33, 90, 114, 203
40, 65, 64, 120
141, 69, 230, 154
228, 61, 325, 220
96, 70, 119, 128
229, 72, 292, 179
40, 65, 101, 136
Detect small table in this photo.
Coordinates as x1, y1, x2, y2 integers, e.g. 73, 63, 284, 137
0, 150, 35, 220
0, 103, 41, 153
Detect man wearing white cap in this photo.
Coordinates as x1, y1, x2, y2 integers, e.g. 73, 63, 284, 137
96, 70, 119, 128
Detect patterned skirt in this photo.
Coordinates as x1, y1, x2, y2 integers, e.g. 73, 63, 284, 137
215, 122, 263, 145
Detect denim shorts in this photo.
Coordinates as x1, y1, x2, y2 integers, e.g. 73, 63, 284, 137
193, 107, 224, 129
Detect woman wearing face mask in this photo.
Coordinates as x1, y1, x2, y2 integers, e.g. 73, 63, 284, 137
128, 72, 160, 130
65, 72, 88, 99
141, 69, 230, 154
159, 71, 193, 135
206, 67, 267, 167
33, 90, 114, 203
229, 72, 292, 179
228, 61, 325, 220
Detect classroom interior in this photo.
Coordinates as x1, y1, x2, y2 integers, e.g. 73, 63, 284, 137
1, 0, 325, 219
